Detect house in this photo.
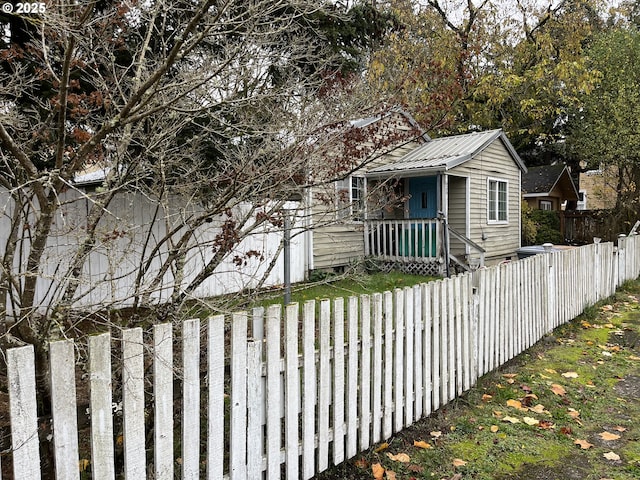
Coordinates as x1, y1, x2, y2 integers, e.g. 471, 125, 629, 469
522, 164, 580, 211
577, 165, 618, 210
307, 109, 429, 272
309, 125, 527, 275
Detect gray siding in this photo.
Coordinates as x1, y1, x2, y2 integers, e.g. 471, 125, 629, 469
312, 224, 365, 270
449, 140, 522, 261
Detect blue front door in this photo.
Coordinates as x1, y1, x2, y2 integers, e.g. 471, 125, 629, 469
408, 177, 437, 218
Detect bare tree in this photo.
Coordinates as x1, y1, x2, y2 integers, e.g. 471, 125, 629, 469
0, 0, 395, 355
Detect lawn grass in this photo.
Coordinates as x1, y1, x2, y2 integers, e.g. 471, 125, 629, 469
254, 271, 438, 310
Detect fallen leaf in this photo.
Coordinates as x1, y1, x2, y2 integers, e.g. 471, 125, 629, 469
407, 464, 424, 473
79, 459, 90, 472
385, 470, 397, 480
550, 384, 566, 396
493, 411, 503, 418
520, 384, 533, 393
430, 431, 442, 438
567, 408, 580, 419
482, 394, 493, 402
562, 372, 579, 378
502, 416, 521, 424
599, 431, 621, 441
354, 457, 369, 469
575, 439, 594, 449
506, 378, 515, 384
372, 462, 385, 479
506, 399, 524, 410
452, 458, 467, 467
530, 404, 546, 414
538, 420, 555, 430
450, 475, 463, 480
413, 440, 432, 450
603, 323, 615, 328
503, 373, 518, 378
603, 451, 620, 461
523, 417, 539, 426
602, 351, 613, 357
613, 426, 627, 432
374, 442, 389, 453
490, 425, 499, 433
601, 305, 614, 311
629, 355, 640, 361
387, 452, 411, 463
544, 368, 557, 374
560, 426, 573, 436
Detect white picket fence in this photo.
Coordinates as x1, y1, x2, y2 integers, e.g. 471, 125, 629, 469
2, 237, 640, 480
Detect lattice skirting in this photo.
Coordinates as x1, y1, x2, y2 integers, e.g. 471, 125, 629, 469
377, 260, 444, 277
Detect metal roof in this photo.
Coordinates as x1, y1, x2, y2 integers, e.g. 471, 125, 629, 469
366, 129, 526, 177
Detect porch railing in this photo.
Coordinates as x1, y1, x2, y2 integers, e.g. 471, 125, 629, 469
364, 218, 441, 262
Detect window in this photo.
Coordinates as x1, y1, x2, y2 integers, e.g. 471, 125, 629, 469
539, 200, 552, 211
336, 176, 365, 221
487, 178, 508, 223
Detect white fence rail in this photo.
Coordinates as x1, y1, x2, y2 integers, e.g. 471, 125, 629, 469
2, 237, 640, 479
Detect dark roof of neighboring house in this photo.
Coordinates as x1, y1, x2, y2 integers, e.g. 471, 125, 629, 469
522, 164, 579, 201
366, 129, 527, 177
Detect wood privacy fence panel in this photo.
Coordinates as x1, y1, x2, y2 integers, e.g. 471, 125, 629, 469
2, 240, 639, 480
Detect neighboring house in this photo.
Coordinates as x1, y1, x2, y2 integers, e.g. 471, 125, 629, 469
578, 165, 618, 210
309, 125, 527, 275
522, 164, 580, 211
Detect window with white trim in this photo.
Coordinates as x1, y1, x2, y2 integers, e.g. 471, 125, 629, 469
487, 178, 508, 223
539, 200, 552, 211
336, 176, 364, 221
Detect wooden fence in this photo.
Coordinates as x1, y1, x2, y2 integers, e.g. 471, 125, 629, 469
2, 236, 640, 480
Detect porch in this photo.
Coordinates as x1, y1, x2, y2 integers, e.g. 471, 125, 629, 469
364, 218, 485, 275
364, 218, 442, 262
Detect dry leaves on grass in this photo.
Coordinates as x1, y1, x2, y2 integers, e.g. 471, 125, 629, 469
603, 451, 621, 461
550, 384, 566, 396
523, 417, 539, 426
530, 404, 547, 414
506, 399, 526, 410
452, 458, 467, 467
372, 462, 385, 479
374, 442, 389, 453
386, 452, 410, 463
562, 371, 579, 378
502, 416, 521, 424
413, 440, 432, 449
567, 408, 581, 419
599, 431, 621, 441
575, 439, 594, 449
